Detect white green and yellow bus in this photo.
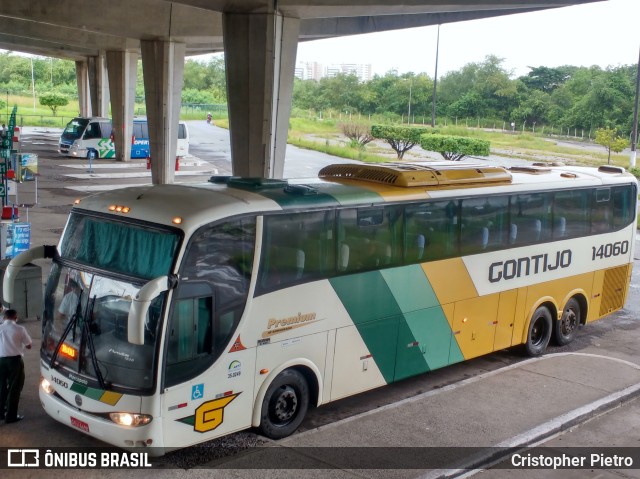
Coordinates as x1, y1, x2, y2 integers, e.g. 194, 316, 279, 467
4, 162, 636, 453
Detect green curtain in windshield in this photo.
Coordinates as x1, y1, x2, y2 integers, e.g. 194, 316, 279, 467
75, 219, 178, 279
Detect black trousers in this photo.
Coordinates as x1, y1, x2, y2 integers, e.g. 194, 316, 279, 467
0, 355, 25, 421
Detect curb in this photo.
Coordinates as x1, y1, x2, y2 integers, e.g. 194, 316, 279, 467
423, 381, 640, 479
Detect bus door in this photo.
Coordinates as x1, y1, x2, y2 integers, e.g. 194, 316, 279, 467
160, 281, 256, 448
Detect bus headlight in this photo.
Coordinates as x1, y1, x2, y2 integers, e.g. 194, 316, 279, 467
109, 412, 153, 427
41, 377, 54, 394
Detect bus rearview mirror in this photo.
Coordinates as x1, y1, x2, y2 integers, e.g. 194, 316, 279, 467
127, 275, 170, 345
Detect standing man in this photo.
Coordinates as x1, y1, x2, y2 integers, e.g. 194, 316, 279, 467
0, 309, 32, 423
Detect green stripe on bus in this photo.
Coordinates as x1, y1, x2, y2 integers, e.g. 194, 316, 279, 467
258, 188, 340, 209
258, 183, 384, 209
70, 382, 87, 394
380, 266, 439, 312
381, 266, 456, 375
316, 183, 383, 206
330, 271, 402, 383
331, 265, 465, 383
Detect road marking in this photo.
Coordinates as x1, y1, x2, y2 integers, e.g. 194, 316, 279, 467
64, 170, 214, 179
66, 183, 150, 192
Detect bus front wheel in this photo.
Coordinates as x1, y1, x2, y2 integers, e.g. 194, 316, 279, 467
525, 306, 552, 357
259, 369, 309, 440
554, 298, 581, 346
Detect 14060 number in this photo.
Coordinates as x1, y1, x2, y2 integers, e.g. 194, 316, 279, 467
592, 241, 629, 260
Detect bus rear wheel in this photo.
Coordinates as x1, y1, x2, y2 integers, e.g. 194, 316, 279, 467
259, 369, 309, 440
524, 306, 552, 357
554, 298, 581, 346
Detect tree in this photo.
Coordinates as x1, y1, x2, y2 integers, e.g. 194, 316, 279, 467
340, 122, 374, 149
420, 134, 490, 161
594, 127, 628, 164
39, 92, 68, 116
371, 124, 432, 159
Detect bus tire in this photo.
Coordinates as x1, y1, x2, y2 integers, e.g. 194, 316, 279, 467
554, 298, 580, 346
259, 369, 309, 440
87, 150, 97, 160
524, 306, 552, 357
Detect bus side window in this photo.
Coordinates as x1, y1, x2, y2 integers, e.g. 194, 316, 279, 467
511, 193, 552, 245
259, 210, 335, 294
83, 122, 101, 140
613, 185, 635, 230
591, 188, 613, 234
338, 206, 402, 273
101, 122, 113, 140
460, 196, 508, 255
553, 190, 589, 239
405, 200, 457, 263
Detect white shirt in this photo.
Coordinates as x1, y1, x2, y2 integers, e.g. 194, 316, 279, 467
0, 320, 32, 357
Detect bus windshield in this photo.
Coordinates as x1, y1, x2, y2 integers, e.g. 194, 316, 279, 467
42, 262, 166, 392
39, 212, 181, 392
61, 118, 89, 142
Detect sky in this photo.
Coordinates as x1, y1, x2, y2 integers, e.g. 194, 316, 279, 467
296, 0, 640, 78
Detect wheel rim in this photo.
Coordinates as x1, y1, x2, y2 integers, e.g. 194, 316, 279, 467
530, 316, 547, 346
271, 385, 298, 425
561, 308, 578, 336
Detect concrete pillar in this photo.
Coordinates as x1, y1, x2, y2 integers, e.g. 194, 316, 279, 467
88, 52, 110, 118
140, 40, 186, 185
223, 12, 300, 178
105, 50, 137, 162
74, 60, 90, 117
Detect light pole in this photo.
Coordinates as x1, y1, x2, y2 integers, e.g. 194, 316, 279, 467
630, 44, 640, 169
407, 79, 412, 124
431, 24, 440, 128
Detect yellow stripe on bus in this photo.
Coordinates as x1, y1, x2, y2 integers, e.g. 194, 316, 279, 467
422, 258, 478, 305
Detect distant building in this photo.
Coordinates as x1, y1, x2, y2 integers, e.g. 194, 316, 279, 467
294, 61, 324, 81
295, 61, 373, 82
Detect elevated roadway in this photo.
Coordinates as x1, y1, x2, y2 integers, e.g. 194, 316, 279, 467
0, 1, 604, 184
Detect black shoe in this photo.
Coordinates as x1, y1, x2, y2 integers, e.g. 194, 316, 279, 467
5, 415, 24, 424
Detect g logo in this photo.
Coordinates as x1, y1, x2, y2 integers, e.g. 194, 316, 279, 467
194, 393, 240, 433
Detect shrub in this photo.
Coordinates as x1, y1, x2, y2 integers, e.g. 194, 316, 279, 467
420, 134, 490, 161
371, 124, 435, 159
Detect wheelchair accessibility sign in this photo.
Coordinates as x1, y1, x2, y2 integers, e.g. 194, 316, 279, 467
191, 384, 204, 401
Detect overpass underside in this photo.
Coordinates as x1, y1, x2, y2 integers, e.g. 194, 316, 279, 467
0, 1, 604, 183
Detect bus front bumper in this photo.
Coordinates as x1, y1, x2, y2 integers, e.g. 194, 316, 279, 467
39, 386, 164, 453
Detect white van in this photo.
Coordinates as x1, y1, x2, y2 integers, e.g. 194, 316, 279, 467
59, 117, 189, 160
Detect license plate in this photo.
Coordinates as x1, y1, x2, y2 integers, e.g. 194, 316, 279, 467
70, 416, 90, 433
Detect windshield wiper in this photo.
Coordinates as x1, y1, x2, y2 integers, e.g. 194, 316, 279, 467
82, 296, 106, 390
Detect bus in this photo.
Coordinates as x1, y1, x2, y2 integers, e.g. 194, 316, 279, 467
3, 162, 636, 454
58, 117, 189, 160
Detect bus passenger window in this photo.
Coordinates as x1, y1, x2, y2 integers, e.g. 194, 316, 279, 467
460, 196, 508, 255
259, 211, 335, 294
553, 190, 589, 239
405, 201, 457, 262
591, 188, 613, 234
338, 206, 402, 273
83, 122, 102, 140
510, 193, 552, 245
612, 185, 635, 230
